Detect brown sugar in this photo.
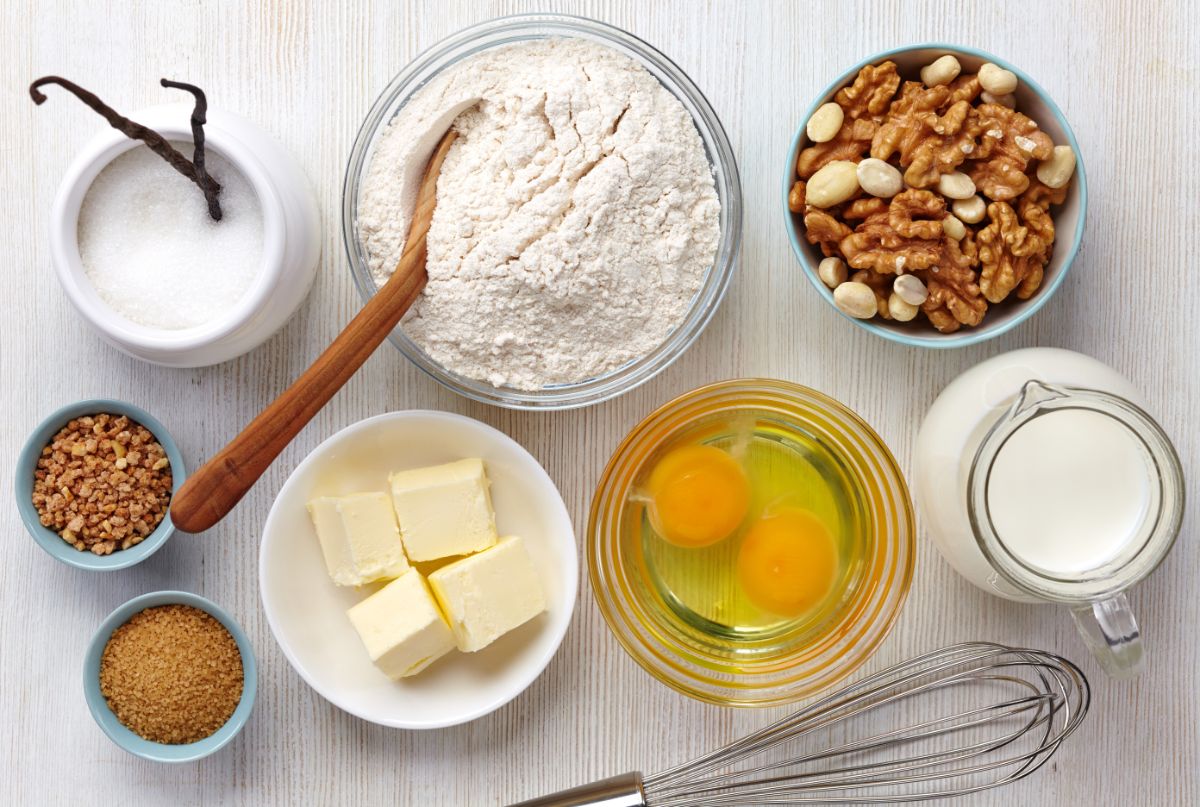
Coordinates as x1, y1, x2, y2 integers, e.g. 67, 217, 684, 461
98, 604, 244, 744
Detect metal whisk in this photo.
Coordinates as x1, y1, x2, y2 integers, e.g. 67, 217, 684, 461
510, 643, 1089, 805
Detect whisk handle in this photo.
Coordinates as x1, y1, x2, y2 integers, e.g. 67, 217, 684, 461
506, 772, 646, 807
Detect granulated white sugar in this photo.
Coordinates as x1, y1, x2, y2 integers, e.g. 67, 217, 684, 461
77, 143, 263, 330
359, 38, 721, 391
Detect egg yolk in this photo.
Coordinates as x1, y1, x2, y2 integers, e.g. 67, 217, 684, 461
737, 508, 837, 618
645, 444, 750, 548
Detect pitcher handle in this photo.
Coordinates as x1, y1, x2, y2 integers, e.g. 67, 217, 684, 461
1069, 593, 1143, 678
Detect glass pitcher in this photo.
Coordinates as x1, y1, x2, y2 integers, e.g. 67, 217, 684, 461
966, 380, 1184, 677
915, 348, 1185, 679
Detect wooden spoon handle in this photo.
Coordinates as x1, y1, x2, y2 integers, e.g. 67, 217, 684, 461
170, 131, 457, 534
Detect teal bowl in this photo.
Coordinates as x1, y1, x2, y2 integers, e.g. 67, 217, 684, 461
783, 43, 1088, 347
83, 590, 257, 762
15, 399, 186, 570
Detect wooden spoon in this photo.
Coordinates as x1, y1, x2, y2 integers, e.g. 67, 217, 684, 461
170, 129, 458, 534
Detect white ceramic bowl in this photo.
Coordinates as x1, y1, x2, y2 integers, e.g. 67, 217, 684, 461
259, 410, 577, 729
49, 103, 321, 367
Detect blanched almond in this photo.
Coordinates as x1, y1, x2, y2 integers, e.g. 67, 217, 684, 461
807, 160, 860, 208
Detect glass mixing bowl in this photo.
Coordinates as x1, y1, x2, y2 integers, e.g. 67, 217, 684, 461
342, 13, 742, 410
589, 379, 915, 706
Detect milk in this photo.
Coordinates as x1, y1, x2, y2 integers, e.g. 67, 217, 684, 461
913, 347, 1147, 601
985, 409, 1151, 574
915, 348, 1185, 678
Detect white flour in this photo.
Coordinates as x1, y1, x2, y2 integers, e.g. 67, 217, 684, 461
358, 38, 721, 390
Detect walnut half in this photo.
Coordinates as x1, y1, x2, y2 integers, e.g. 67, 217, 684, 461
976, 193, 1057, 303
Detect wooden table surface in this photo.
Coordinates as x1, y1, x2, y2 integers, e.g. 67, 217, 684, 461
2, 0, 1197, 804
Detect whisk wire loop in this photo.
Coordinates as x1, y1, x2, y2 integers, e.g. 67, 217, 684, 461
639, 643, 1089, 805
508, 643, 1089, 806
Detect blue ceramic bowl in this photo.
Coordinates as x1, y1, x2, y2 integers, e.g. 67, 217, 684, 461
83, 590, 257, 762
15, 399, 186, 570
783, 44, 1088, 348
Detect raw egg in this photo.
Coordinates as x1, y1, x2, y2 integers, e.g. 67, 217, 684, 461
737, 508, 837, 618
645, 444, 750, 548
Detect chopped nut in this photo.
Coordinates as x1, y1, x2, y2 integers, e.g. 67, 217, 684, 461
30, 413, 171, 555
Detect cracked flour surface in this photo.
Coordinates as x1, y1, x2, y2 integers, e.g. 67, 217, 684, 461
358, 38, 720, 391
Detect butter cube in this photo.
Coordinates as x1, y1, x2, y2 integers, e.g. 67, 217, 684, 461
346, 570, 455, 679
307, 492, 409, 586
428, 536, 546, 652
389, 458, 498, 562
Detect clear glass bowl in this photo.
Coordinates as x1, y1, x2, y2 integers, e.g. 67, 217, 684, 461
588, 379, 915, 706
342, 13, 742, 410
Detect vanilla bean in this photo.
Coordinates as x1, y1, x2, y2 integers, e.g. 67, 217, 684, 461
29, 75, 223, 221
160, 78, 222, 220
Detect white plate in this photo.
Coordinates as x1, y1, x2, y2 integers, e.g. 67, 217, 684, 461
259, 410, 577, 729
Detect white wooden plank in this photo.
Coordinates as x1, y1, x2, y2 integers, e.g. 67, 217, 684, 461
0, 0, 1195, 803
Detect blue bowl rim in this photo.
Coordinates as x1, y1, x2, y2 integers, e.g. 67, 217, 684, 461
15, 398, 187, 571
782, 42, 1089, 348
82, 590, 258, 763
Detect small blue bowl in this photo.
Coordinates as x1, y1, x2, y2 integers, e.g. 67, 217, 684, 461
83, 590, 257, 762
15, 399, 186, 570
783, 43, 1088, 348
